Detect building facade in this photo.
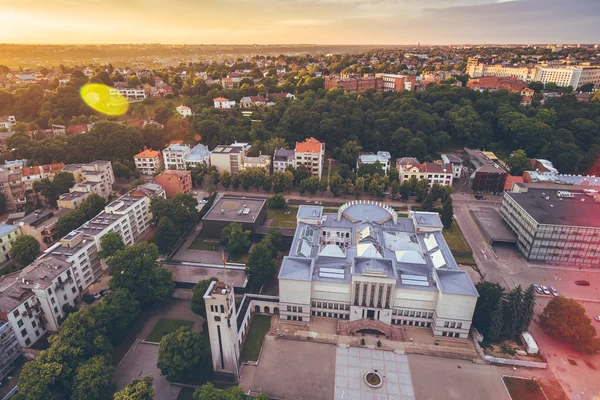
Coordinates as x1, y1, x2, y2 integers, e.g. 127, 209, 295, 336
241, 155, 272, 174
63, 161, 115, 200
464, 148, 507, 194
278, 203, 478, 338
357, 151, 392, 174
500, 187, 600, 266
273, 148, 295, 173
154, 170, 193, 198
397, 161, 454, 187
0, 224, 20, 264
209, 143, 252, 174
14, 209, 68, 250
134, 148, 164, 175
295, 138, 325, 179
0, 319, 21, 381
162, 143, 191, 171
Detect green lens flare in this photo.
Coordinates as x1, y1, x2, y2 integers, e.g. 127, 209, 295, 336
80, 83, 129, 116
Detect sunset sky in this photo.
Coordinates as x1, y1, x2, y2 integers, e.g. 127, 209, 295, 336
2, 0, 599, 45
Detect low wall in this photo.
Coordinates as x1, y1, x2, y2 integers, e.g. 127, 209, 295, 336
484, 355, 547, 369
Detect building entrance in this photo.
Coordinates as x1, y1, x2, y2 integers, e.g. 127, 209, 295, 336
366, 310, 375, 319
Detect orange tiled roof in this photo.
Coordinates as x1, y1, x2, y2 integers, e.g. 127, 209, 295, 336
134, 149, 161, 159
22, 166, 41, 177
295, 137, 322, 153
504, 175, 524, 191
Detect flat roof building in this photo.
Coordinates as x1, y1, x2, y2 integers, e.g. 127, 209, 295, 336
357, 151, 392, 174
500, 186, 600, 266
154, 170, 193, 198
201, 196, 267, 237
209, 143, 251, 174
464, 148, 507, 194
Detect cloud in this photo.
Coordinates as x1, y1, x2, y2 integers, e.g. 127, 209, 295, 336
278, 20, 333, 26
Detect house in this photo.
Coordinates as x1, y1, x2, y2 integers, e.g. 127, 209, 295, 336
176, 105, 192, 117
213, 97, 236, 109
134, 147, 164, 175
295, 138, 325, 179
66, 124, 93, 135
268, 92, 296, 101
441, 154, 464, 179
109, 88, 146, 100
62, 161, 115, 200
162, 143, 191, 170
240, 96, 267, 108
14, 208, 70, 250
273, 148, 295, 173
209, 143, 252, 174
397, 160, 454, 187
242, 155, 272, 174
184, 144, 210, 169
0, 116, 16, 130
357, 151, 392, 174
154, 170, 193, 198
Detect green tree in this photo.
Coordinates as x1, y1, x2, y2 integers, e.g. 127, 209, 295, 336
519, 284, 536, 333
507, 149, 531, 176
52, 171, 76, 195
302, 176, 319, 197
191, 278, 218, 318
503, 285, 523, 337
91, 288, 141, 343
220, 222, 251, 254
268, 193, 286, 209
487, 298, 504, 343
56, 209, 86, 236
192, 383, 248, 400
329, 173, 344, 197
415, 179, 429, 202
108, 242, 175, 307
441, 196, 453, 229
592, 90, 600, 102
220, 171, 232, 190
79, 194, 107, 220
421, 193, 434, 211
10, 235, 40, 266
155, 217, 180, 254
399, 181, 410, 200
71, 356, 115, 400
18, 359, 65, 400
539, 297, 597, 352
473, 281, 505, 338
354, 177, 365, 198
157, 327, 212, 383
246, 242, 276, 288
113, 376, 155, 400
99, 232, 125, 259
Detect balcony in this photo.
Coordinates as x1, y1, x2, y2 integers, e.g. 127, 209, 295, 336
54, 276, 74, 290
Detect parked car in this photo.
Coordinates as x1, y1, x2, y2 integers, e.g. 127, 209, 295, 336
595, 316, 600, 322
541, 286, 551, 295
534, 285, 544, 294
99, 289, 110, 297
575, 280, 591, 286
474, 194, 484, 200
549, 287, 559, 296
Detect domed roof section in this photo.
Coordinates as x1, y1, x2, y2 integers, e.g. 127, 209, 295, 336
338, 200, 397, 224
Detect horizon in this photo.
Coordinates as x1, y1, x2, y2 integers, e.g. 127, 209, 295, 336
3, 0, 599, 45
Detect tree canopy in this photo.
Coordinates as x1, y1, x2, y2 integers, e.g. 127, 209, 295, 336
539, 296, 598, 352
157, 327, 212, 384
10, 234, 40, 266
191, 277, 218, 318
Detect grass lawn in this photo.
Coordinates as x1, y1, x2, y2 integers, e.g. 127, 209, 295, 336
228, 252, 249, 264
503, 377, 546, 400
145, 97, 185, 116
240, 315, 271, 363
267, 207, 298, 228
189, 232, 220, 251
146, 318, 194, 343
443, 222, 472, 252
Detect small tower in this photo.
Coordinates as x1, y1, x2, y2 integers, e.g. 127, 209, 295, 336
203, 280, 240, 383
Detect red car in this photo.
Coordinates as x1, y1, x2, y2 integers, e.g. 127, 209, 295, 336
575, 280, 590, 286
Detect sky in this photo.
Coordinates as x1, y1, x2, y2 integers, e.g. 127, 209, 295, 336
1, 0, 599, 45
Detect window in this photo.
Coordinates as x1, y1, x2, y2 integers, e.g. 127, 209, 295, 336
63, 294, 68, 301
442, 331, 448, 337
17, 319, 23, 328
48, 288, 52, 295
292, 306, 297, 312
54, 307, 58, 314
25, 338, 31, 346
298, 307, 303, 313
21, 328, 27, 337
32, 321, 36, 328
287, 305, 291, 311
220, 305, 224, 313
416, 312, 421, 318
214, 316, 221, 321
13, 310, 19, 318
444, 321, 449, 328
51, 298, 56, 305
35, 330, 39, 337
450, 322, 456, 328
71, 287, 77, 294
210, 305, 214, 312
409, 311, 415, 317
428, 313, 433, 318
457, 323, 462, 329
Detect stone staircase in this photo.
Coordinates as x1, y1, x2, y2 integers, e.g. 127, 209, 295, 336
338, 318, 404, 341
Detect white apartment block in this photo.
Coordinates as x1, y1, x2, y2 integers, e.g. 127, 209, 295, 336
0, 257, 79, 348
213, 97, 236, 109
63, 161, 115, 200
294, 137, 325, 179
109, 88, 146, 100
397, 161, 453, 187
0, 319, 21, 381
468, 64, 534, 81
162, 143, 191, 171
273, 148, 295, 173
241, 155, 272, 174
209, 143, 252, 174
357, 151, 392, 174
134, 148, 164, 175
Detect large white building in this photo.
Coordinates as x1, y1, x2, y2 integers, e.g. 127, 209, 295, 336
162, 143, 191, 171
357, 151, 392, 174
397, 160, 454, 187
63, 161, 115, 200
278, 203, 478, 338
295, 137, 325, 179
209, 143, 252, 174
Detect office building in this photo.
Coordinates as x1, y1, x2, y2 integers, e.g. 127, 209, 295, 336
464, 148, 507, 194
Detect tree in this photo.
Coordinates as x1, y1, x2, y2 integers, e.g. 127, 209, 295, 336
18, 359, 66, 400
155, 217, 180, 254
71, 356, 115, 400
519, 285, 536, 333
354, 177, 365, 198
113, 376, 155, 400
157, 327, 212, 383
220, 222, 251, 254
220, 171, 232, 190
503, 285, 523, 337
79, 194, 107, 220
329, 173, 344, 197
267, 193, 286, 209
99, 232, 125, 259
192, 383, 248, 400
507, 149, 531, 176
302, 176, 319, 197
191, 278, 217, 318
10, 235, 40, 266
473, 282, 505, 338
399, 181, 410, 200
108, 242, 175, 308
421, 193, 434, 211
487, 298, 504, 343
246, 242, 276, 288
415, 179, 429, 202
539, 297, 597, 351
56, 209, 86, 236
441, 196, 453, 229
52, 171, 76, 195
593, 90, 600, 103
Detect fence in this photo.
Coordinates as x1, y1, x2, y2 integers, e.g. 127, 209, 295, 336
472, 336, 547, 369
1, 387, 18, 400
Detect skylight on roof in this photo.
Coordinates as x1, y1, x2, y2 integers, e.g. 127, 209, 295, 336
401, 279, 429, 287
296, 239, 312, 257
430, 249, 447, 269
424, 234, 439, 252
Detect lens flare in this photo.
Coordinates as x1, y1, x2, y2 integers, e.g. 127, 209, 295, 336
80, 83, 129, 116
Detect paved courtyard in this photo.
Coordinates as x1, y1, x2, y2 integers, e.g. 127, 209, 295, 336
334, 347, 415, 400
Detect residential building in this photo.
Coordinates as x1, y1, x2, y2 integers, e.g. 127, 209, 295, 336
134, 147, 164, 175
154, 170, 193, 198
129, 182, 166, 200
501, 186, 600, 266
109, 88, 146, 100
209, 142, 252, 174
467, 63, 533, 81
273, 148, 295, 173
0, 257, 79, 348
241, 155, 272, 174
213, 97, 236, 109
66, 124, 93, 135
464, 148, 508, 194
278, 203, 478, 338
240, 96, 267, 108
522, 171, 600, 187
0, 170, 26, 212
162, 143, 191, 171
201, 196, 267, 237
357, 151, 392, 174
184, 144, 210, 169
63, 161, 114, 200
324, 75, 382, 92
295, 138, 325, 179
375, 74, 417, 91
0, 116, 16, 130
504, 175, 525, 191
0, 319, 21, 381
176, 105, 192, 117
0, 224, 20, 264
14, 208, 70, 250
397, 161, 453, 187
441, 154, 464, 178
268, 92, 296, 101
466, 76, 528, 92
57, 191, 91, 209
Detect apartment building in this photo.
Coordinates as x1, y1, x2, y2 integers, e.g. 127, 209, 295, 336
375, 74, 417, 91
21, 163, 65, 191
357, 151, 392, 174
63, 161, 115, 200
0, 257, 79, 348
134, 147, 164, 175
57, 191, 91, 210
14, 209, 69, 250
154, 170, 193, 198
0, 224, 20, 264
209, 142, 252, 174
273, 148, 295, 173
397, 160, 453, 187
109, 88, 146, 100
241, 155, 272, 174
0, 319, 21, 381
162, 143, 191, 171
468, 63, 533, 81
0, 170, 26, 212
295, 138, 325, 179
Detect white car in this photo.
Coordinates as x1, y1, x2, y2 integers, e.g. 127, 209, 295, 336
549, 287, 559, 296
541, 286, 551, 295
534, 285, 544, 294
595, 316, 600, 322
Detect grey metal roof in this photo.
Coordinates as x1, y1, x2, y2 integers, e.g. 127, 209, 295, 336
412, 212, 444, 229
185, 144, 210, 161
278, 257, 313, 281
0, 224, 18, 237
297, 205, 323, 220
435, 269, 478, 296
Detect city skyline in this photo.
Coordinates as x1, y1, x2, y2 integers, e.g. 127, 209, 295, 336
2, 0, 599, 45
